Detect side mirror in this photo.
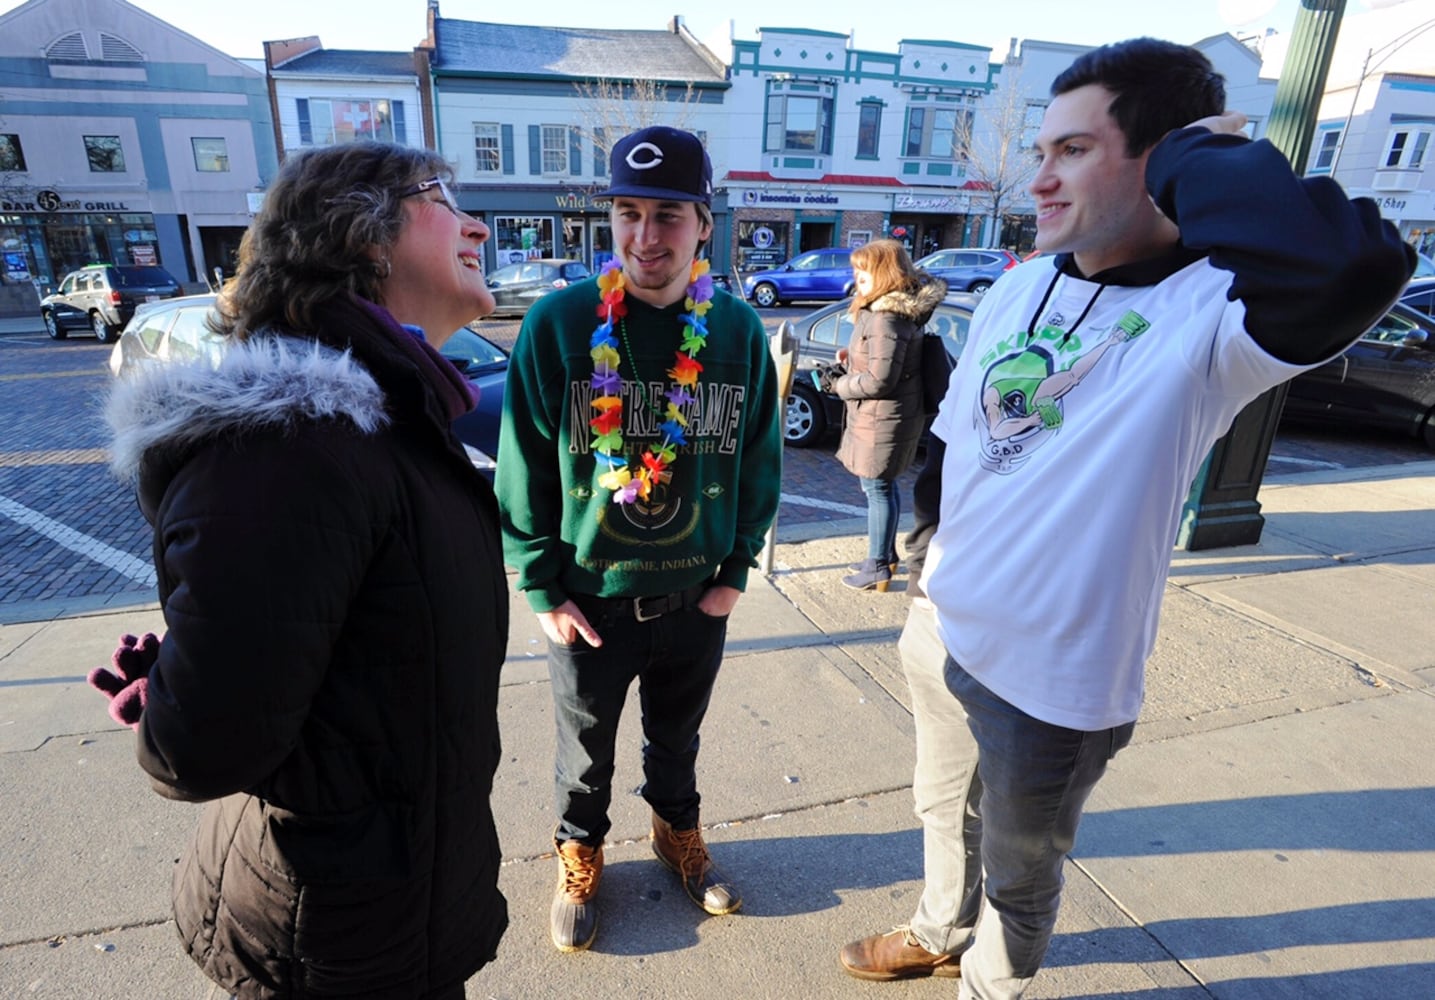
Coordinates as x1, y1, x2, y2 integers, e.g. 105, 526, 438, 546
1401, 330, 1430, 349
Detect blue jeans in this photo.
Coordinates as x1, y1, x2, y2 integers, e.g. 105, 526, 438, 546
545, 592, 729, 846
900, 602, 1134, 999
859, 475, 900, 562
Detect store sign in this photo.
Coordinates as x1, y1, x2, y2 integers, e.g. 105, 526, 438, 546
555, 191, 596, 210
1, 189, 132, 212
894, 193, 968, 211
739, 189, 840, 207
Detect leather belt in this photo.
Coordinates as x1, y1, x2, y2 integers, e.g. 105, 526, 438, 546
605, 583, 709, 623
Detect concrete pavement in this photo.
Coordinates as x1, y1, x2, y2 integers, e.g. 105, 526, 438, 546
1, 461, 1433, 998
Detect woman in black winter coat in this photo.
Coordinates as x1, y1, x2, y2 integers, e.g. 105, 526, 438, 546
833, 239, 947, 592
94, 142, 508, 998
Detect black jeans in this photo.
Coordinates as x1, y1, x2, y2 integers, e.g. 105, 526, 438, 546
546, 592, 729, 846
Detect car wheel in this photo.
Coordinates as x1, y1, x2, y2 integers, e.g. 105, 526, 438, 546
43, 312, 66, 340
970, 280, 992, 294
753, 283, 780, 308
784, 381, 827, 447
91, 312, 117, 343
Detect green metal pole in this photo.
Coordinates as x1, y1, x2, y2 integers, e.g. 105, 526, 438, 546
1175, 0, 1347, 550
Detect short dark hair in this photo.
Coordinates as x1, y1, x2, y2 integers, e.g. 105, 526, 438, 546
1051, 38, 1225, 157
216, 140, 452, 340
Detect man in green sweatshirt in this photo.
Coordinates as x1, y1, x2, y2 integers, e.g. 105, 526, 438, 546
495, 126, 782, 953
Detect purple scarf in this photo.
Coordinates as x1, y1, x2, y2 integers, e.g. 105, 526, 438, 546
345, 293, 477, 421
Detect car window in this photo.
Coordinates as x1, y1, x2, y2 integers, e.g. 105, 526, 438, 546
808, 309, 847, 346
561, 262, 591, 280
1362, 309, 1421, 345
789, 253, 820, 272
827, 252, 851, 269
132, 310, 176, 354
488, 264, 523, 285
165, 308, 224, 365
927, 306, 972, 358
113, 266, 177, 287
1402, 286, 1435, 317
440, 327, 508, 371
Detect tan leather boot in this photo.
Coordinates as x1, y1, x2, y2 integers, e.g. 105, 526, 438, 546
550, 839, 603, 952
651, 813, 741, 915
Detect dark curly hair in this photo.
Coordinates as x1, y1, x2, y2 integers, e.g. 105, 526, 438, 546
214, 141, 453, 340
1052, 38, 1226, 157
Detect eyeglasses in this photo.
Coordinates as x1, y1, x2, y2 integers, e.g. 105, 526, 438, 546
398, 176, 463, 217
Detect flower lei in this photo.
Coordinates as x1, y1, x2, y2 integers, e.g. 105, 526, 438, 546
588, 257, 714, 504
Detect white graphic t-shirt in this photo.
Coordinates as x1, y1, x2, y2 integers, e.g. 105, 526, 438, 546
924, 257, 1312, 730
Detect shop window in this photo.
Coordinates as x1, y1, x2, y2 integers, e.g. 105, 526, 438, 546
0, 134, 25, 172
856, 103, 882, 159
192, 137, 229, 173
764, 81, 835, 155
84, 135, 126, 173
493, 215, 555, 265
474, 123, 503, 173
296, 99, 403, 146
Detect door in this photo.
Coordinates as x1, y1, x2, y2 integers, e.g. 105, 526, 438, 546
590, 221, 614, 272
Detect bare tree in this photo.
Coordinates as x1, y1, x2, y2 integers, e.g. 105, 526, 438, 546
957, 65, 1041, 248
571, 77, 700, 162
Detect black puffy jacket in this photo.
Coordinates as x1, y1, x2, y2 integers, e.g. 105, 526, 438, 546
104, 294, 507, 998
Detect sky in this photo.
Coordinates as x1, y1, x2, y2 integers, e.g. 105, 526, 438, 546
52, 0, 1327, 63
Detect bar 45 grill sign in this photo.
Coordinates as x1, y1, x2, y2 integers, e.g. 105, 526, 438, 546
1, 189, 132, 212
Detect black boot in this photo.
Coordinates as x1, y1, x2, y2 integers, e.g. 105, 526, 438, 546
843, 558, 893, 592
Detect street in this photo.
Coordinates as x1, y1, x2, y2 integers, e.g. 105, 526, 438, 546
1, 314, 1430, 612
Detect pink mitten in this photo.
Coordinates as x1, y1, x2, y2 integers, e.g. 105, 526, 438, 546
87, 632, 161, 729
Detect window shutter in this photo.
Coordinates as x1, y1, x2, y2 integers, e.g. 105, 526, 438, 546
392, 101, 407, 145
502, 125, 515, 175
297, 99, 312, 146
570, 127, 581, 176
528, 125, 541, 175
594, 127, 607, 176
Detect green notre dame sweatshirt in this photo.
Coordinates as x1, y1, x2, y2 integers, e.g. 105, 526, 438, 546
495, 276, 782, 612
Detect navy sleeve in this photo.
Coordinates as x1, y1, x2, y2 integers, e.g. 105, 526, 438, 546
1146, 126, 1416, 365
903, 431, 944, 600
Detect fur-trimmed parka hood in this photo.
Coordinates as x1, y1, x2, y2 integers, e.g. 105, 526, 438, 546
869, 276, 949, 326
105, 335, 389, 486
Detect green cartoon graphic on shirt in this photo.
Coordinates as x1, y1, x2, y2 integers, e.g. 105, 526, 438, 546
975, 310, 1150, 473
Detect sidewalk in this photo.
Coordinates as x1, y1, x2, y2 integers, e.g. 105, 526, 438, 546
1, 462, 1432, 998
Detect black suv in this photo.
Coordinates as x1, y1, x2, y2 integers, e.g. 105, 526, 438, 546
40, 264, 183, 343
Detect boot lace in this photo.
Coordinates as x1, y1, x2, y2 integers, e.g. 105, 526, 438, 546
667, 825, 712, 877
559, 849, 599, 895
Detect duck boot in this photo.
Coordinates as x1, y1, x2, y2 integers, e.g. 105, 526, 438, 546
843, 558, 893, 592
651, 813, 742, 915
550, 839, 603, 952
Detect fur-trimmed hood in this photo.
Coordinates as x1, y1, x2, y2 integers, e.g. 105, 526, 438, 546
869, 277, 949, 326
105, 335, 389, 485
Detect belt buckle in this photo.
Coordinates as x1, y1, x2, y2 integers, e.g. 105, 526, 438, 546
633, 596, 664, 623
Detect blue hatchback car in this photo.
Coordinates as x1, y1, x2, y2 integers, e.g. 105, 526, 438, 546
743, 248, 855, 308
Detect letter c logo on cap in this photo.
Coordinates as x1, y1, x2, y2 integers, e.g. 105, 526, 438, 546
625, 142, 664, 171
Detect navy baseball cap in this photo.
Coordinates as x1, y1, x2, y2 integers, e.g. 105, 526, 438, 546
596, 126, 713, 207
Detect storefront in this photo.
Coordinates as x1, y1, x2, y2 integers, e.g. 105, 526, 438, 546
730, 184, 891, 276
458, 184, 731, 275
1366, 189, 1434, 259
0, 188, 185, 289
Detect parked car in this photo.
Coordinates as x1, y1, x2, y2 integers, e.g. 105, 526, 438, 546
485, 258, 591, 317
782, 292, 978, 447
1414, 251, 1434, 278
108, 295, 509, 476
1399, 276, 1435, 318
743, 248, 855, 308
40, 263, 183, 343
1282, 301, 1435, 449
913, 247, 1020, 294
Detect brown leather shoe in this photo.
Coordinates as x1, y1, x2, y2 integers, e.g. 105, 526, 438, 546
550, 839, 603, 952
839, 926, 962, 981
651, 813, 741, 915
